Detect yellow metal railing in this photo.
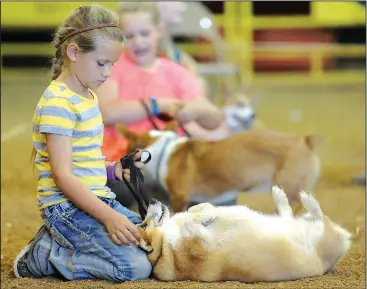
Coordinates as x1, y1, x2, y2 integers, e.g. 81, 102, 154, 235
1, 2, 365, 85
217, 2, 366, 84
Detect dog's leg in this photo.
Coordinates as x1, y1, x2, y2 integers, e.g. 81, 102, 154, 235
166, 149, 197, 212
271, 186, 293, 218
299, 191, 323, 220
274, 170, 303, 215
169, 188, 190, 213
137, 226, 153, 252
166, 170, 192, 213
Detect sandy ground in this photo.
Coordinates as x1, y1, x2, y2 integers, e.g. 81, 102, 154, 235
1, 69, 366, 288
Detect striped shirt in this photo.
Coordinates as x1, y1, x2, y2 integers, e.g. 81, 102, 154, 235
33, 81, 115, 209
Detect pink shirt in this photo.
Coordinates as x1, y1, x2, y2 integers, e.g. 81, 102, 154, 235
102, 52, 203, 161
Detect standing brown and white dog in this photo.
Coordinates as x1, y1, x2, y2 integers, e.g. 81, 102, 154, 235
138, 186, 352, 282
118, 121, 322, 213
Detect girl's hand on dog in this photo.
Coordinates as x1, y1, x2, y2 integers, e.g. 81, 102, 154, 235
114, 150, 145, 182
104, 211, 142, 246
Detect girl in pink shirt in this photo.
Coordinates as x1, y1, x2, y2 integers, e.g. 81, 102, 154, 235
100, 51, 209, 161
97, 2, 224, 163
96, 2, 228, 209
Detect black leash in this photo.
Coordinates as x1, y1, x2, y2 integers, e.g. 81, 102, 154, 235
120, 101, 191, 220
120, 150, 152, 220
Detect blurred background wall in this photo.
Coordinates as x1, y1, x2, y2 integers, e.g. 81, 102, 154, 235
1, 1, 366, 95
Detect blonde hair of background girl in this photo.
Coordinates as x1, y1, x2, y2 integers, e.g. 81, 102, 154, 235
32, 4, 124, 164
115, 2, 207, 93
115, 2, 168, 57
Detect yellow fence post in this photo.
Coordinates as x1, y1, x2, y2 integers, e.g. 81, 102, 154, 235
223, 2, 237, 51
240, 1, 254, 81
219, 1, 238, 103
310, 51, 324, 78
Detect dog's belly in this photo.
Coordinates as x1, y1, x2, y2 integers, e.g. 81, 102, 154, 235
153, 206, 325, 282
189, 190, 240, 205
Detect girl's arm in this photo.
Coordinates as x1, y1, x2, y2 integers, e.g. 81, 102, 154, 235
96, 78, 182, 126
46, 134, 141, 245
96, 78, 151, 125
188, 95, 224, 129
183, 119, 231, 141
173, 63, 224, 130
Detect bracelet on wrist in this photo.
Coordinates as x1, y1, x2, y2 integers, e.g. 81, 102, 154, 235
149, 97, 160, 117
107, 162, 119, 182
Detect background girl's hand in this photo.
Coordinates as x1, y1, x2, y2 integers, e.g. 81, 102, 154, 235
114, 150, 145, 182
157, 99, 185, 117
175, 100, 207, 124
176, 97, 224, 130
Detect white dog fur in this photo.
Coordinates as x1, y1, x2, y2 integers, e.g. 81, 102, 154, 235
140, 186, 352, 282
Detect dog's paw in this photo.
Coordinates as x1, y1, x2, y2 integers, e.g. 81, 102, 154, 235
272, 186, 287, 201
300, 191, 323, 220
139, 239, 153, 253
297, 212, 314, 221
272, 186, 293, 217
188, 203, 215, 214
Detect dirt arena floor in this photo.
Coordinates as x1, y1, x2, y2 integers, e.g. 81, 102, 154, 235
1, 69, 366, 289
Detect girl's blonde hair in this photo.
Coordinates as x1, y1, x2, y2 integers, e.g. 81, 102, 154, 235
116, 2, 160, 25
115, 2, 168, 56
51, 4, 124, 81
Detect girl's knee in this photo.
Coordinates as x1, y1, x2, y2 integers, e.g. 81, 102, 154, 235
129, 252, 152, 280
115, 250, 152, 282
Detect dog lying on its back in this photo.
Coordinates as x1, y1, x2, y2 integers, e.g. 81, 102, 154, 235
138, 186, 352, 282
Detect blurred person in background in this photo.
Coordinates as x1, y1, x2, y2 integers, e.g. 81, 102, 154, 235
156, 1, 259, 135
96, 2, 231, 209
156, 2, 205, 86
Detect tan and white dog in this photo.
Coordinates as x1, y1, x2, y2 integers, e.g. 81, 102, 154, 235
222, 92, 264, 133
138, 186, 351, 282
118, 122, 322, 213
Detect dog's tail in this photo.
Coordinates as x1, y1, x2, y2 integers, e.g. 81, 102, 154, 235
303, 134, 323, 151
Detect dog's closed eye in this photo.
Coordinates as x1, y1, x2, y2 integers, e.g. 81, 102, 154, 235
202, 218, 215, 227
137, 222, 147, 230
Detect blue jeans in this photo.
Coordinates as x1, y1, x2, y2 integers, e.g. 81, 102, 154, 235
26, 197, 152, 282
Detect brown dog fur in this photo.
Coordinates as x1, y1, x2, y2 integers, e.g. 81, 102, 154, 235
118, 121, 322, 213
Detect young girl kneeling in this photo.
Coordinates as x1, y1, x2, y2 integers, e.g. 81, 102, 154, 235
13, 4, 152, 282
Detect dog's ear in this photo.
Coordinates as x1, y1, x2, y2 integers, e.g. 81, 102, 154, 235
233, 93, 250, 107
304, 134, 323, 150
249, 93, 262, 107
164, 120, 179, 132
117, 124, 139, 141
